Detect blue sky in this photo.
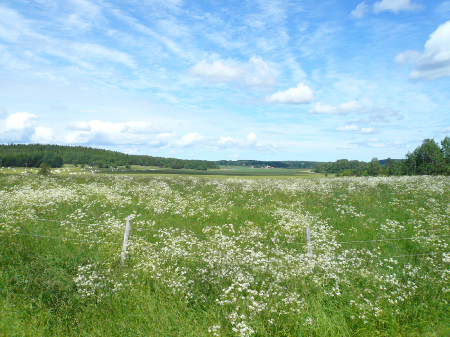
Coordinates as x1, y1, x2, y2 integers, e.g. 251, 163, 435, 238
0, 0, 449, 162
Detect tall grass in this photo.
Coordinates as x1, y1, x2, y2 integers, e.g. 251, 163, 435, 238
1, 174, 450, 336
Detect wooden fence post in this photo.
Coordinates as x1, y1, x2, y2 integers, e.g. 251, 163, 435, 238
120, 216, 132, 267
305, 227, 312, 257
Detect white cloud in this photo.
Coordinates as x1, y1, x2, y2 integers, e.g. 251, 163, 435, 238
64, 120, 170, 145
65, 14, 91, 31
350, 2, 369, 18
217, 137, 237, 147
177, 132, 204, 146
396, 20, 450, 80
247, 132, 258, 145
351, 0, 421, 18
0, 6, 25, 42
373, 0, 422, 13
124, 121, 168, 134
361, 127, 375, 134
336, 125, 376, 133
215, 133, 274, 150
157, 132, 176, 140
31, 127, 54, 143
69, 0, 101, 17
190, 60, 241, 82
67, 121, 91, 131
440, 126, 450, 133
309, 100, 364, 114
70, 42, 136, 68
337, 125, 360, 132
4, 112, 37, 131
340, 100, 365, 112
189, 56, 276, 89
266, 83, 314, 104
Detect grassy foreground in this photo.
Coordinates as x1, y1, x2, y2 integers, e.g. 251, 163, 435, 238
1, 174, 450, 336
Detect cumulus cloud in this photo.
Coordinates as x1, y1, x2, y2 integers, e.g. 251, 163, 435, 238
189, 56, 276, 89
31, 127, 54, 143
266, 83, 314, 104
337, 125, 376, 133
67, 121, 91, 131
373, 0, 422, 13
361, 127, 375, 133
396, 20, 450, 80
177, 132, 204, 147
64, 119, 171, 145
217, 137, 238, 147
4, 112, 37, 132
215, 132, 271, 150
337, 125, 360, 132
350, 2, 369, 18
157, 132, 176, 140
124, 121, 169, 134
247, 132, 258, 145
309, 100, 364, 114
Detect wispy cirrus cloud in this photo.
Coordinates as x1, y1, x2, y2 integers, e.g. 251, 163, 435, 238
351, 140, 409, 148
350, 0, 422, 18
350, 2, 369, 18
373, 0, 422, 13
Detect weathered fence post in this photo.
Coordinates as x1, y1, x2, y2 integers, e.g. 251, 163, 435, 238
120, 216, 132, 267
305, 227, 312, 257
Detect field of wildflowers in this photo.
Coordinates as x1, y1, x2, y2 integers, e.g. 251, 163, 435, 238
1, 173, 450, 336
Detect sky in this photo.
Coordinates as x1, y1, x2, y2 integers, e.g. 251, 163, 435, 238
0, 0, 449, 162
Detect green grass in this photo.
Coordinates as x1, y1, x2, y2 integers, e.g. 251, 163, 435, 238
1, 164, 330, 179
0, 174, 449, 336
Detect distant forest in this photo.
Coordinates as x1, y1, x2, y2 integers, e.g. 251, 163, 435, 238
314, 137, 450, 177
0, 144, 219, 170
216, 160, 317, 169
1, 137, 449, 176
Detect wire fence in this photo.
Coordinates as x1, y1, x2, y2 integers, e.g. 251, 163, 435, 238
2, 215, 450, 261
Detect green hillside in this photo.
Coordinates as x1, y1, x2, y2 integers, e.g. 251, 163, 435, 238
0, 144, 219, 170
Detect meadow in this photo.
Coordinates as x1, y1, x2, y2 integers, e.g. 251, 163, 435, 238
0, 164, 327, 179
1, 172, 449, 336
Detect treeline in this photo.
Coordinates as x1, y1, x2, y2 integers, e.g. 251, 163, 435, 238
217, 160, 318, 169
0, 144, 219, 170
314, 137, 450, 176
314, 158, 388, 176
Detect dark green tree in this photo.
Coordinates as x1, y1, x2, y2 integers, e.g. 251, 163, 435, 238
367, 158, 381, 176
405, 139, 444, 175
441, 136, 450, 175
38, 162, 51, 175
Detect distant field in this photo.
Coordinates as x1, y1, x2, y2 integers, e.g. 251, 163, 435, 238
0, 164, 329, 179
1, 174, 449, 336
100, 166, 324, 179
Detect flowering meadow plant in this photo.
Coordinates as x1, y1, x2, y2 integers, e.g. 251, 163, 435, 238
1, 174, 449, 336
